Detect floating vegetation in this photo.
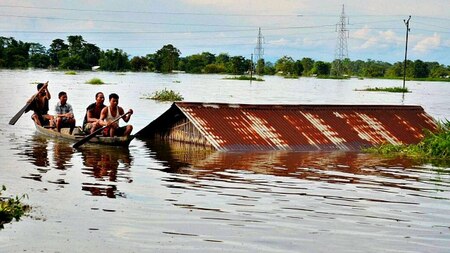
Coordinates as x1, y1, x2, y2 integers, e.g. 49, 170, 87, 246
173, 80, 181, 83
317, 75, 350, 80
65, 71, 77, 75
364, 120, 450, 160
356, 86, 409, 93
284, 75, 299, 79
142, 88, 184, 102
0, 185, 30, 229
224, 75, 264, 81
86, 78, 105, 85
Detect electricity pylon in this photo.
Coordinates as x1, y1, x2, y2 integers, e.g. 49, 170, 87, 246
254, 27, 264, 74
332, 4, 349, 76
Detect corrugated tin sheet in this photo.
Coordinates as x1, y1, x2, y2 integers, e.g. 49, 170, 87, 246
136, 102, 438, 151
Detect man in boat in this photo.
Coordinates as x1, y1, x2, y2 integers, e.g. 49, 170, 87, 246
99, 93, 133, 137
54, 91, 76, 134
82, 92, 106, 134
25, 82, 54, 127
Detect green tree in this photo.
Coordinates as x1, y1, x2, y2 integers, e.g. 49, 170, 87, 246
216, 53, 230, 64
130, 56, 149, 71
48, 38, 68, 67
294, 60, 304, 76
300, 57, 314, 76
28, 43, 50, 68
184, 54, 207, 73
228, 56, 249, 74
99, 48, 130, 71
275, 56, 295, 75
312, 61, 331, 76
81, 43, 101, 68
155, 44, 181, 73
429, 64, 449, 78
412, 60, 429, 78
256, 58, 265, 75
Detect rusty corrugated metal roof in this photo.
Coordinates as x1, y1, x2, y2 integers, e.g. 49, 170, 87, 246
136, 102, 438, 151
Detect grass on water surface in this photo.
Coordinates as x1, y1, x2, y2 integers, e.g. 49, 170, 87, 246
0, 185, 30, 229
224, 75, 264, 81
365, 120, 450, 161
143, 88, 184, 102
86, 78, 105, 85
357, 86, 409, 93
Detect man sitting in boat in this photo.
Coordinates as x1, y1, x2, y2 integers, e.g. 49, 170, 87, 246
25, 82, 54, 127
54, 91, 76, 134
99, 93, 133, 137
83, 92, 106, 134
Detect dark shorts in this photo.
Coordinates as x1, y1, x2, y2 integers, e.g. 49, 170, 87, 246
102, 126, 126, 136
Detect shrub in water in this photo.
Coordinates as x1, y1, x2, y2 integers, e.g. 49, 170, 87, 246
86, 78, 105, 85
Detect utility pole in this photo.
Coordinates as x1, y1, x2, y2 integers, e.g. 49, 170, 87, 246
254, 27, 264, 75
403, 16, 411, 90
332, 4, 349, 77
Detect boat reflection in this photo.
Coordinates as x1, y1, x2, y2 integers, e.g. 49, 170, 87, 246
20, 134, 50, 168
146, 140, 433, 190
80, 145, 133, 198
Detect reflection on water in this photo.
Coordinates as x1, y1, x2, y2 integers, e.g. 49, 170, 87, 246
20, 135, 50, 168
18, 134, 133, 198
80, 145, 133, 198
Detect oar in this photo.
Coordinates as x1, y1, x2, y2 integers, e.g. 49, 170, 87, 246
9, 81, 48, 125
73, 112, 131, 148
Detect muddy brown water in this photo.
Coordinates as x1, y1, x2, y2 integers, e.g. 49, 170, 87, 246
0, 70, 449, 252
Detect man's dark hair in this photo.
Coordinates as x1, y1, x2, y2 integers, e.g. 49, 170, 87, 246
95, 92, 104, 99
37, 83, 44, 90
58, 91, 67, 98
109, 93, 119, 100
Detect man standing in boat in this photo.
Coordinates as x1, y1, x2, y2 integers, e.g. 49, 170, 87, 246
54, 91, 76, 134
99, 93, 133, 137
83, 92, 106, 134
25, 82, 54, 127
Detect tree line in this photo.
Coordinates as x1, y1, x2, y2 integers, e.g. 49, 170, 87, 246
1, 35, 449, 79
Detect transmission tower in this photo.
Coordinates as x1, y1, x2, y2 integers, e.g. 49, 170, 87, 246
254, 27, 264, 66
332, 4, 349, 76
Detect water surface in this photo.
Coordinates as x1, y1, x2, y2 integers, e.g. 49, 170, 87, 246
0, 70, 449, 252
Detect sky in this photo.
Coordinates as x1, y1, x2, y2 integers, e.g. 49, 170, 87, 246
1, 0, 449, 65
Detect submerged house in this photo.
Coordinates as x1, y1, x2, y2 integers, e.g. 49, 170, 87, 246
135, 102, 437, 152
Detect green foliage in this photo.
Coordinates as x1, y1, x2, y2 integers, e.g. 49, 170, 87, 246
312, 61, 331, 76
224, 75, 264, 81
99, 48, 130, 71
86, 78, 104, 85
130, 56, 149, 71
0, 185, 30, 229
154, 44, 181, 73
1, 35, 450, 80
144, 88, 184, 102
65, 71, 77, 75
365, 120, 450, 160
203, 63, 226, 73
359, 86, 409, 93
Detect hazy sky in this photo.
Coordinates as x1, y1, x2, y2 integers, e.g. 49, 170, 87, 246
1, 0, 449, 64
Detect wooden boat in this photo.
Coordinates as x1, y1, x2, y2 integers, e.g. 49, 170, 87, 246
34, 123, 134, 147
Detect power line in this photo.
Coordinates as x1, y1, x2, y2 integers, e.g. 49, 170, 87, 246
332, 4, 349, 76
0, 4, 300, 17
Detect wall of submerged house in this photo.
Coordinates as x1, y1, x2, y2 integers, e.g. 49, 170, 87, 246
156, 118, 213, 148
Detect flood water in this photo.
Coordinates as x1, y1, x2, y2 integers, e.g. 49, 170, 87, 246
0, 69, 449, 252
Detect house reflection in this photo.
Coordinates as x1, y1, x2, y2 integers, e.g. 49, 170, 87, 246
80, 145, 133, 198
146, 139, 427, 190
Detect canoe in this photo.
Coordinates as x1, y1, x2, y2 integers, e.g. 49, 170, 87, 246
34, 123, 134, 147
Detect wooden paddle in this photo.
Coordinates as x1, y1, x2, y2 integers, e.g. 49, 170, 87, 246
9, 81, 48, 125
73, 111, 131, 148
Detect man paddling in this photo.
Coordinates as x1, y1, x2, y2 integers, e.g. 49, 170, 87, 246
83, 92, 106, 134
25, 82, 54, 127
99, 93, 133, 137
